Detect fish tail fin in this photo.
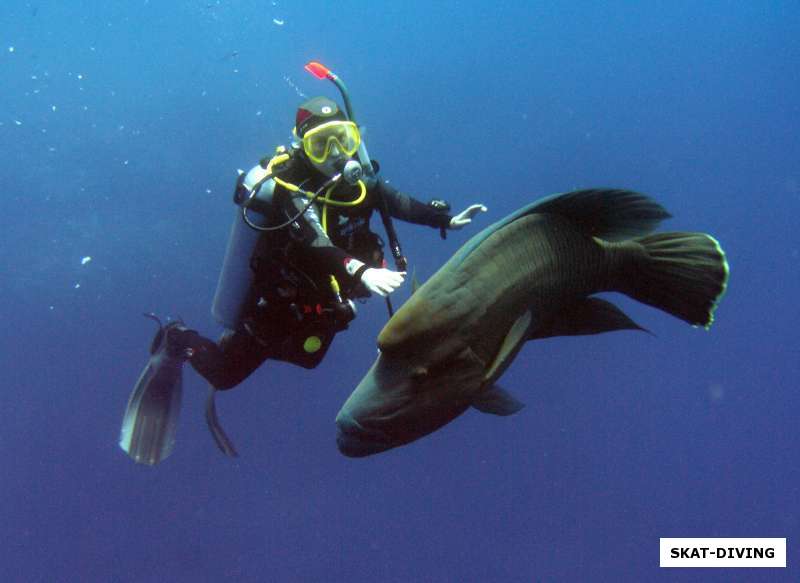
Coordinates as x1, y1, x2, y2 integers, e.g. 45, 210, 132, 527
618, 232, 729, 328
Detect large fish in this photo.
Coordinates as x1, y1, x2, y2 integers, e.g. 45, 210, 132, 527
335, 189, 729, 457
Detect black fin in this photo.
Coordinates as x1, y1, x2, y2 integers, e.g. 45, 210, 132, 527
205, 386, 239, 458
472, 385, 525, 416
530, 297, 649, 340
530, 189, 671, 241
621, 232, 729, 328
144, 313, 164, 354
119, 336, 184, 465
452, 189, 670, 269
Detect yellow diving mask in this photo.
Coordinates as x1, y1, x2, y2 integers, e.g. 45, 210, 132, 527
301, 120, 361, 164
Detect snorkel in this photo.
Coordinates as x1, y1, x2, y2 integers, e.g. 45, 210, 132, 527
304, 61, 408, 281
304, 62, 377, 189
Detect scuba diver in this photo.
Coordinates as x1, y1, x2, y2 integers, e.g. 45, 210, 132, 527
119, 63, 487, 464
192, 94, 486, 387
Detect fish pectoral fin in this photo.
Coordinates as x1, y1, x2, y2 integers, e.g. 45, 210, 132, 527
411, 267, 421, 295
472, 385, 525, 416
530, 297, 650, 340
483, 310, 532, 382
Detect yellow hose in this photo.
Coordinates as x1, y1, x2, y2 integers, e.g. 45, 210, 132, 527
265, 153, 367, 234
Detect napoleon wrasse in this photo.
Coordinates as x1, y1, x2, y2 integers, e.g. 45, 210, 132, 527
335, 189, 729, 457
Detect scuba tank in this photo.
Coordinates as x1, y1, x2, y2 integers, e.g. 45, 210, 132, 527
212, 149, 357, 333
211, 163, 276, 330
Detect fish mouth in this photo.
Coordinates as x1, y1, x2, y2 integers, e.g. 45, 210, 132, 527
335, 414, 395, 458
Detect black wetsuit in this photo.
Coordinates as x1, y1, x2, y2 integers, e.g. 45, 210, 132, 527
189, 152, 452, 390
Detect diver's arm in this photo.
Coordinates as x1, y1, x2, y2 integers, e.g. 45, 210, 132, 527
378, 180, 487, 231
283, 192, 403, 293
282, 192, 354, 283
377, 180, 452, 229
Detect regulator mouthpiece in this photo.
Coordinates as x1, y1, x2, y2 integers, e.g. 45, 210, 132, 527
342, 159, 363, 185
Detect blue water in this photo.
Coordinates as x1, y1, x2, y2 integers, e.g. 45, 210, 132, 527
1, 1, 798, 581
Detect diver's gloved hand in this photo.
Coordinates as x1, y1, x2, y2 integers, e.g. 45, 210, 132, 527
361, 268, 406, 297
449, 204, 488, 230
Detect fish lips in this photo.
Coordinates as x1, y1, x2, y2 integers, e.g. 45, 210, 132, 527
334, 354, 413, 457
335, 412, 395, 458
335, 348, 480, 456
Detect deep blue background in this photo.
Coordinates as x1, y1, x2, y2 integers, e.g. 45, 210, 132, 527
1, 1, 798, 581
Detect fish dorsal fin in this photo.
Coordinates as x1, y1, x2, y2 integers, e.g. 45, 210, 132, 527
483, 310, 532, 383
526, 189, 671, 241
450, 189, 670, 269
530, 297, 649, 340
472, 385, 525, 416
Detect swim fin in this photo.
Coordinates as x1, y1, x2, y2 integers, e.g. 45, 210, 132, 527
119, 314, 197, 465
205, 385, 239, 457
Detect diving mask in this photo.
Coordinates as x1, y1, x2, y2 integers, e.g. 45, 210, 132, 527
302, 120, 361, 164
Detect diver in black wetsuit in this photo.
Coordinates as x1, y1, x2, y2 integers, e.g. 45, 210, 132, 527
188, 95, 487, 389
119, 85, 486, 464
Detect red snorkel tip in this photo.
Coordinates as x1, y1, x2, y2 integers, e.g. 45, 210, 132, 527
305, 61, 331, 80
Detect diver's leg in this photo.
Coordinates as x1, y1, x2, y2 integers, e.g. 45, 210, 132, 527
188, 329, 272, 390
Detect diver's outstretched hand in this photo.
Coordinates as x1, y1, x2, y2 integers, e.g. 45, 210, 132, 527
361, 268, 406, 297
449, 204, 488, 230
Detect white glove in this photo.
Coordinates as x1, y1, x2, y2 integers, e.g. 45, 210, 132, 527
361, 268, 406, 297
449, 204, 487, 230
